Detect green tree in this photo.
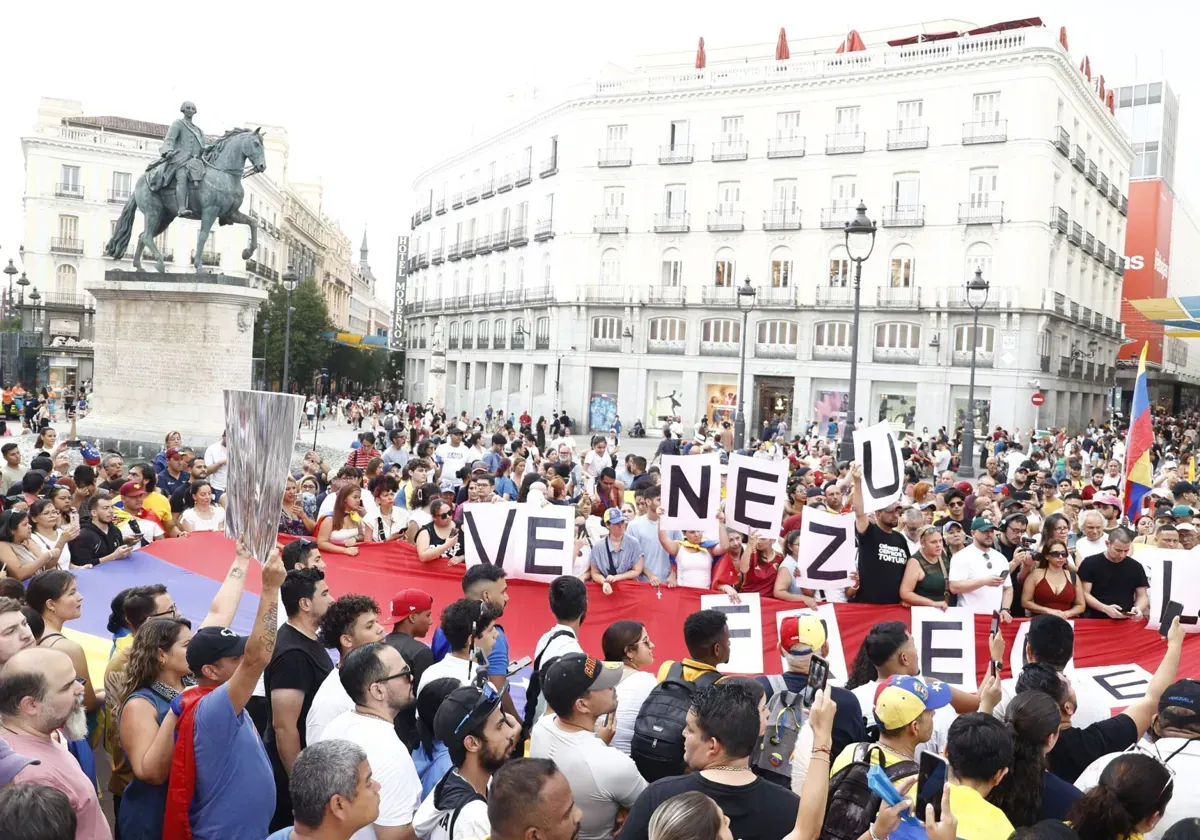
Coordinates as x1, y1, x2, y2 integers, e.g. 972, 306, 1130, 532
325, 343, 389, 393
253, 278, 332, 392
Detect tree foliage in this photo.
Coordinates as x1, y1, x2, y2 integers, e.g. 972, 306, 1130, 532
253, 278, 332, 392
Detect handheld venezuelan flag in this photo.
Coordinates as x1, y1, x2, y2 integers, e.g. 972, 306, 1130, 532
1123, 342, 1153, 518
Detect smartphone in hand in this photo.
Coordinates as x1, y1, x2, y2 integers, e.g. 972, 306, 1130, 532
1159, 601, 1184, 638
802, 655, 829, 707
917, 751, 948, 820
990, 611, 1001, 638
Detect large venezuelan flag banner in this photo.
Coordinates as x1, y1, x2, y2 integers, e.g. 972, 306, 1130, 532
1124, 342, 1154, 519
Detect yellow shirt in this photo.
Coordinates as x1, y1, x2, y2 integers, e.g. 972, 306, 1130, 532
947, 784, 1014, 840
656, 658, 720, 684
114, 492, 173, 529
1042, 498, 1063, 516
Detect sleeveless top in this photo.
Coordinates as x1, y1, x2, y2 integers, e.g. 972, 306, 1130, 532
1033, 570, 1077, 612
118, 686, 174, 840
914, 554, 950, 605
421, 521, 462, 558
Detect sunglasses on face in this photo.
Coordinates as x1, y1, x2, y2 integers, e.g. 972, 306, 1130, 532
1048, 550, 1069, 558
948, 500, 964, 507
377, 667, 413, 685
435, 513, 450, 521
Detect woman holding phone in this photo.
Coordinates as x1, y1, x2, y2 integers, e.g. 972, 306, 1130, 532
414, 498, 462, 564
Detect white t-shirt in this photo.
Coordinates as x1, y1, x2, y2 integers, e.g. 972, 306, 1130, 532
204, 442, 228, 491
435, 442, 472, 489
306, 667, 353, 745
528, 715, 648, 840
416, 654, 473, 698
180, 506, 226, 533
531, 625, 585, 720
365, 508, 410, 541
948, 543, 1013, 613
583, 450, 613, 478
1074, 738, 1200, 839
318, 710, 422, 840
119, 517, 165, 544
674, 546, 714, 589
413, 772, 490, 840
1075, 534, 1108, 562
608, 670, 657, 755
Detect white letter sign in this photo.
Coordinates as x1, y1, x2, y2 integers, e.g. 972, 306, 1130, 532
911, 607, 978, 690
462, 502, 575, 583
1142, 549, 1200, 634
725, 454, 788, 537
700, 592, 764, 674
659, 454, 721, 531
793, 509, 857, 590
853, 420, 905, 514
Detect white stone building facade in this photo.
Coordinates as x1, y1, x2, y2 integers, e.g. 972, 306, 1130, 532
403, 22, 1131, 436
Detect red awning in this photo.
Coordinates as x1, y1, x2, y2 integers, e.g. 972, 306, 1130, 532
835, 30, 866, 53
696, 37, 706, 69
966, 17, 1042, 35
887, 30, 959, 47
1059, 25, 1069, 51
775, 27, 790, 60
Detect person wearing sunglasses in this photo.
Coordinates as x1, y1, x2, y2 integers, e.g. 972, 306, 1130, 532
948, 517, 1014, 620
413, 683, 522, 840
1021, 540, 1086, 620
316, 641, 420, 840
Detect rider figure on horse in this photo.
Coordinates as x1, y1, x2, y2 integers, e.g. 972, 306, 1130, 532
154, 101, 207, 219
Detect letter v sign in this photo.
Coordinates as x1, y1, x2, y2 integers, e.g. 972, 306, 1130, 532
463, 507, 518, 570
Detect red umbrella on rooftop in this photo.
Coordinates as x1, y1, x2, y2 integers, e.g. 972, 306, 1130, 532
776, 27, 790, 60
696, 37, 707, 69
836, 30, 866, 53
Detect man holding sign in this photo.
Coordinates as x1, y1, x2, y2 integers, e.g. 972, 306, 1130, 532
851, 464, 908, 604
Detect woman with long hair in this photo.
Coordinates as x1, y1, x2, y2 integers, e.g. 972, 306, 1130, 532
414, 498, 461, 564
315, 484, 367, 556
900, 525, 953, 610
46, 484, 75, 521
117, 618, 194, 840
600, 620, 658, 755
1066, 753, 1173, 840
366, 475, 408, 541
0, 509, 64, 580
278, 475, 313, 537
27, 570, 101, 712
1022, 539, 1086, 619
774, 530, 820, 607
648, 792, 734, 840
298, 475, 321, 520
988, 691, 1079, 825
536, 416, 547, 453
178, 481, 226, 533
494, 458, 518, 501
28, 498, 80, 570
1038, 512, 1074, 556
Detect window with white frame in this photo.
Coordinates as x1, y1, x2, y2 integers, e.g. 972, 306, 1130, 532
968, 167, 998, 209
773, 179, 799, 213
112, 171, 132, 196
663, 184, 686, 217
770, 246, 792, 288
965, 242, 993, 283
668, 120, 690, 149
592, 316, 623, 340
973, 92, 1001, 125
835, 106, 860, 136
60, 165, 81, 191
896, 100, 924, 129
649, 317, 686, 342
449, 321, 460, 342
465, 267, 474, 297
713, 248, 736, 287
831, 175, 857, 213
829, 247, 851, 287
814, 322, 851, 347
892, 172, 920, 209
890, 244, 916, 288
721, 116, 744, 142
463, 321, 474, 343
717, 181, 740, 214
661, 249, 683, 287
702, 319, 740, 343
600, 248, 620, 285
954, 324, 995, 352
58, 215, 79, 239
874, 323, 921, 349
498, 261, 507, 290
453, 270, 462, 297
481, 265, 489, 294
606, 125, 628, 148
757, 320, 798, 345
478, 320, 489, 343
603, 186, 625, 217
494, 319, 506, 343
55, 264, 78, 295
776, 111, 802, 138
535, 316, 550, 343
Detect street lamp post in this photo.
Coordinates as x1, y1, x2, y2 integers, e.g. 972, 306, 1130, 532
959, 267, 991, 478
261, 318, 271, 390
282, 266, 298, 393
838, 202, 877, 462
2, 260, 17, 321
734, 276, 757, 451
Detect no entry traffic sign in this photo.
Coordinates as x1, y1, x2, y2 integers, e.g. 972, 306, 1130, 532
1031, 392, 1046, 407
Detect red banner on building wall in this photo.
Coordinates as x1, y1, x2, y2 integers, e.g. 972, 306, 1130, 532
1120, 179, 1174, 365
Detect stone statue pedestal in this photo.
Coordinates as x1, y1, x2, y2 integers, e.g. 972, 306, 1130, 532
78, 270, 267, 454
428, 350, 447, 410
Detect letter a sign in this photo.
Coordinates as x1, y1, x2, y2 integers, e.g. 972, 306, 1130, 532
853, 420, 904, 514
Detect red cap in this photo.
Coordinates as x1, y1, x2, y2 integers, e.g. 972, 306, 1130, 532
382, 589, 433, 624
165, 447, 184, 459
119, 480, 146, 497
955, 481, 973, 494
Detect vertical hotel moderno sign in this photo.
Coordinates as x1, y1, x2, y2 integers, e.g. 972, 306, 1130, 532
393, 236, 409, 349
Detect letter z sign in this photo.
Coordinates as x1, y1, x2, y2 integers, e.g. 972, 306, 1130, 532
793, 509, 856, 589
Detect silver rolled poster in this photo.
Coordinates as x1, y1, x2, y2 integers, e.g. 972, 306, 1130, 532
223, 389, 304, 563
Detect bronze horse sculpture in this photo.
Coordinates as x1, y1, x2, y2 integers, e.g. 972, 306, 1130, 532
104, 127, 267, 273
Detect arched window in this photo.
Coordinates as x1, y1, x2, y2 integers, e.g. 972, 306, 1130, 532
661, 247, 683, 287
54, 264, 78, 296
462, 320, 474, 349
481, 265, 490, 295
601, 248, 621, 286
512, 317, 526, 348
874, 322, 921, 349
448, 321, 460, 349
535, 316, 551, 348
769, 246, 792, 288
499, 261, 507, 290
648, 317, 686, 342
477, 319, 489, 348
434, 272, 443, 301
701, 318, 741, 343
814, 322, 851, 347
592, 316, 623, 340
829, 247, 851, 288
452, 270, 462, 298
757, 320, 798, 345
954, 324, 995, 352
493, 318, 507, 348
713, 247, 736, 287
889, 244, 916, 288
965, 242, 993, 283
516, 257, 525, 288
466, 267, 474, 298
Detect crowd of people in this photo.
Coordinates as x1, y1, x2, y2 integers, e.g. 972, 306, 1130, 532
0, 398, 1198, 840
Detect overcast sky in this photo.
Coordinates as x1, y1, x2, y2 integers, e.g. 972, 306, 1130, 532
0, 0, 1194, 305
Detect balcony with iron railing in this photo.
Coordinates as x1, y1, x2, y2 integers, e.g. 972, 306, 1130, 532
431, 246, 444, 264
939, 284, 1012, 309
476, 235, 492, 255
1108, 184, 1120, 208
435, 198, 446, 214
1086, 161, 1098, 185
1094, 241, 1106, 264
877, 287, 922, 307
1098, 172, 1109, 196
1069, 221, 1082, 245
447, 243, 461, 261
471, 293, 487, 308
1050, 207, 1068, 234
653, 212, 690, 233
881, 205, 925, 227
887, 126, 929, 150
1054, 126, 1070, 156
952, 348, 996, 367
755, 287, 798, 308
515, 165, 532, 186
815, 286, 855, 306
477, 335, 490, 350
582, 286, 630, 304
55, 182, 84, 199
461, 238, 475, 258
188, 250, 221, 267
492, 231, 509, 250
700, 338, 741, 357
598, 147, 632, 167
958, 201, 1003, 225
508, 224, 528, 246
590, 335, 622, 352
825, 132, 865, 154
1116, 259, 1125, 276
706, 210, 745, 232
658, 144, 694, 164
701, 287, 737, 305
813, 343, 852, 361
108, 188, 131, 203
1106, 251, 1119, 272
448, 336, 459, 350
36, 292, 96, 310
417, 253, 430, 268
1082, 233, 1094, 255
461, 335, 474, 350
497, 172, 514, 192
594, 213, 629, 234
535, 334, 550, 350
487, 291, 504, 306
451, 192, 464, 208
465, 186, 479, 204
1072, 145, 1086, 172
766, 136, 806, 158
493, 333, 506, 350
539, 157, 558, 178
646, 286, 686, 305
711, 139, 749, 161
820, 206, 856, 229
1120, 195, 1128, 216
763, 209, 801, 231
50, 237, 84, 254
756, 339, 799, 359
873, 345, 921, 364
647, 336, 686, 354
481, 179, 495, 199
534, 219, 554, 241
962, 119, 1007, 144
422, 206, 432, 221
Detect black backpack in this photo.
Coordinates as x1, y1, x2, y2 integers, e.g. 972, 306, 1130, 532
519, 629, 575, 750
819, 744, 918, 840
750, 675, 804, 786
631, 662, 721, 782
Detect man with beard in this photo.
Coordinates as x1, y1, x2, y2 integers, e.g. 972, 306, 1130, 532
414, 683, 522, 840
0, 597, 35, 667
318, 642, 422, 840
0, 647, 109, 840
850, 464, 910, 604
948, 518, 1014, 619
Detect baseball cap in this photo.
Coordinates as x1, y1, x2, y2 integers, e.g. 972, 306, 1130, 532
1177, 522, 1196, 532
941, 520, 964, 533
602, 507, 625, 525
470, 461, 489, 475
1171, 481, 1198, 497
1171, 504, 1197, 519
1158, 679, 1200, 719
780, 615, 826, 653
119, 480, 146, 498
918, 500, 936, 510
1000, 512, 1029, 530
433, 684, 506, 745
80, 443, 100, 466
382, 589, 434, 625
1019, 460, 1038, 472
954, 481, 973, 494
186, 626, 248, 673
165, 446, 184, 459
806, 487, 825, 499
541, 653, 624, 713
933, 483, 951, 494
969, 516, 996, 531
1093, 494, 1122, 508
873, 675, 952, 729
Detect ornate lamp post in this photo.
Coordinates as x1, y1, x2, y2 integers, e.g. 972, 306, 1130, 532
16, 272, 30, 307
2, 260, 17, 320
734, 275, 757, 450
959, 267, 991, 478
838, 202, 877, 462
282, 266, 298, 392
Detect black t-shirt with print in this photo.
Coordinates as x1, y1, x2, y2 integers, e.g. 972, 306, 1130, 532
855, 522, 910, 604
